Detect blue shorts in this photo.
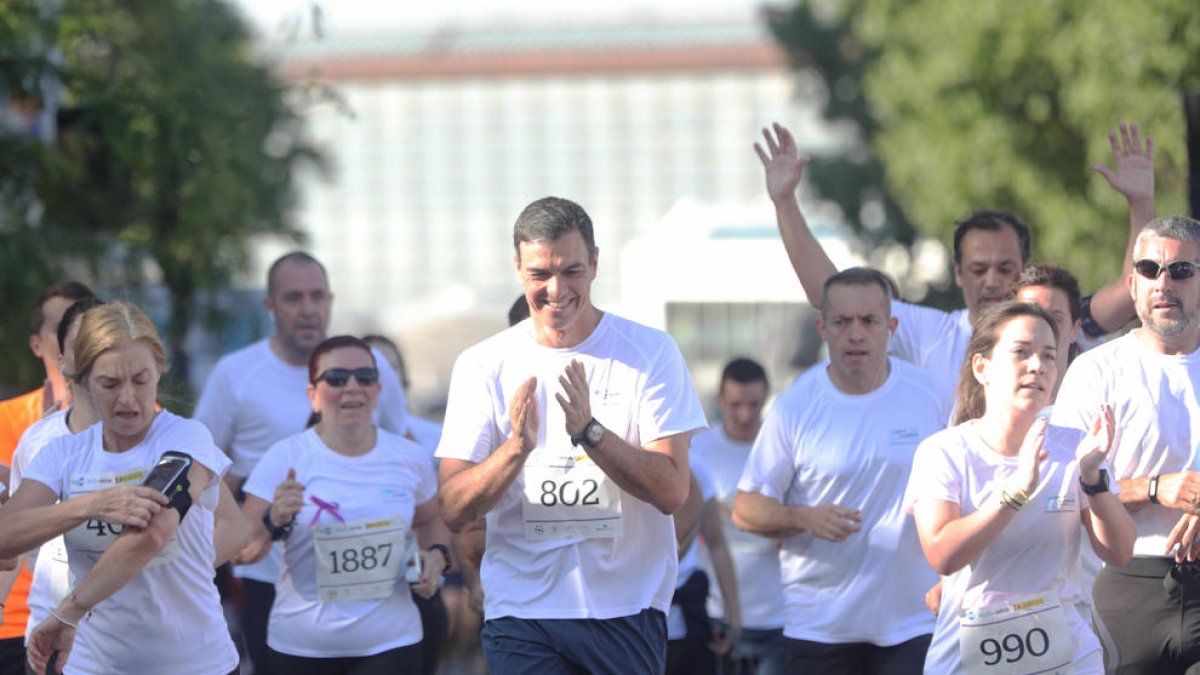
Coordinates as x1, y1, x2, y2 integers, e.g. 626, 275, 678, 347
481, 608, 667, 675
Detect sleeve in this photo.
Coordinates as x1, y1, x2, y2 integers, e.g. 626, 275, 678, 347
168, 418, 231, 511
243, 438, 292, 502
637, 335, 707, 442
1049, 354, 1103, 434
413, 448, 438, 505
888, 300, 927, 364
904, 434, 962, 511
737, 401, 797, 502
373, 348, 411, 439
435, 348, 503, 463
193, 361, 236, 453
22, 435, 71, 498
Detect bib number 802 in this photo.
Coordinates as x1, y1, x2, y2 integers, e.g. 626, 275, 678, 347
979, 628, 1049, 666
540, 479, 601, 507
327, 543, 393, 574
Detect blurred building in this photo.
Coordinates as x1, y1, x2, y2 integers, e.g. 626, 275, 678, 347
255, 10, 847, 413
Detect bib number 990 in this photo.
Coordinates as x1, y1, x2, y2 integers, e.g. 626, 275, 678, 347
539, 479, 601, 508
327, 543, 393, 575
979, 628, 1049, 666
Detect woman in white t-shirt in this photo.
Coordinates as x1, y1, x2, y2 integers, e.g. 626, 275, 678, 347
907, 301, 1135, 675
0, 302, 243, 675
239, 335, 447, 675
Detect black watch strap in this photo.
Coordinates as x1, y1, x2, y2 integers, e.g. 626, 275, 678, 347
1080, 469, 1110, 497
262, 506, 293, 541
427, 543, 452, 575
1149, 474, 1161, 504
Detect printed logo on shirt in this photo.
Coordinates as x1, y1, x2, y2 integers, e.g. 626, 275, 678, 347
592, 388, 624, 405
1045, 493, 1078, 512
379, 488, 413, 504
888, 428, 921, 444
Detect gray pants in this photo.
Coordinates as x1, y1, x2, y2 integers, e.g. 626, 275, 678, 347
1094, 557, 1200, 674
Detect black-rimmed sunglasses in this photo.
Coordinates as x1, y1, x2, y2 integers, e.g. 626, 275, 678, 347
1134, 259, 1200, 281
313, 367, 379, 387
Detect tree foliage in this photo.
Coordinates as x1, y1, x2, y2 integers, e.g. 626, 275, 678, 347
0, 0, 321, 396
769, 0, 1199, 296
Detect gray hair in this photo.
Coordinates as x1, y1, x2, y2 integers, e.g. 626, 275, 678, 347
1136, 215, 1200, 248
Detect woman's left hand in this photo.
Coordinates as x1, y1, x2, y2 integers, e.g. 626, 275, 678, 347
410, 548, 443, 600
28, 613, 77, 674
1076, 404, 1116, 484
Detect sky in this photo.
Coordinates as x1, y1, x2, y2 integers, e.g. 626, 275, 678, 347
233, 0, 767, 37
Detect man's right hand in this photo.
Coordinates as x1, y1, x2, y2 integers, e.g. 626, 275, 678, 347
798, 504, 862, 542
509, 376, 539, 454
755, 122, 810, 204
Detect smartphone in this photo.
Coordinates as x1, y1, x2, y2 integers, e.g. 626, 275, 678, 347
404, 529, 422, 583
142, 451, 193, 496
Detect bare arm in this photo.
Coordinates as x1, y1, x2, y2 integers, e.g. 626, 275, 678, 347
212, 480, 250, 567
756, 122, 838, 308
733, 490, 862, 541
235, 468, 304, 565
1088, 122, 1155, 332
438, 377, 538, 531
411, 497, 450, 599
912, 498, 1021, 576
701, 497, 741, 647
673, 471, 704, 559
0, 481, 166, 559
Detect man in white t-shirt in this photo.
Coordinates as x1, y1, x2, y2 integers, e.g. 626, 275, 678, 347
690, 357, 787, 675
194, 251, 410, 675
755, 122, 1152, 408
733, 268, 946, 674
436, 196, 707, 674
1052, 215, 1200, 673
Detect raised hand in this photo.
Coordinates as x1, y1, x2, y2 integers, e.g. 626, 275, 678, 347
509, 376, 539, 454
271, 468, 304, 526
84, 485, 168, 529
1007, 417, 1048, 497
1093, 122, 1153, 205
1076, 405, 1115, 484
555, 360, 592, 441
754, 122, 810, 204
800, 504, 862, 542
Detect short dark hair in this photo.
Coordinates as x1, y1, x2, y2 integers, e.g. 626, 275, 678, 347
508, 295, 531, 327
362, 334, 406, 390
267, 251, 328, 297
720, 357, 768, 391
57, 297, 107, 353
819, 267, 898, 316
32, 281, 96, 333
305, 335, 378, 428
1009, 263, 1082, 323
952, 211, 1032, 266
512, 197, 596, 262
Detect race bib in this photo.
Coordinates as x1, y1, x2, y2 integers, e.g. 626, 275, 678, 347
522, 460, 623, 541
64, 469, 181, 569
959, 591, 1073, 675
313, 516, 408, 602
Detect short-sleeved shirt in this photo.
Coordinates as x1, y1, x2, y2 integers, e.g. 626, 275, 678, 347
24, 411, 238, 675
738, 358, 944, 645
435, 313, 707, 621
906, 421, 1105, 674
889, 302, 972, 410
244, 428, 437, 657
194, 338, 410, 584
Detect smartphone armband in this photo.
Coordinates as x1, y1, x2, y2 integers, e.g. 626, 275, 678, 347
143, 451, 194, 521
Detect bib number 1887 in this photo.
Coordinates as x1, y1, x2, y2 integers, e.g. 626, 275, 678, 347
327, 543, 393, 575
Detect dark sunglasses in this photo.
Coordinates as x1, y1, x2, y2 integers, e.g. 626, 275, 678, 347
1134, 259, 1200, 281
313, 367, 379, 387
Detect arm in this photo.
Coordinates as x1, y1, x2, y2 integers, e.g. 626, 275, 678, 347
411, 497, 450, 600
701, 496, 741, 651
0, 480, 166, 559
1073, 405, 1134, 565
1088, 122, 1155, 332
27, 462, 210, 673
557, 360, 691, 514
673, 471, 704, 559
235, 468, 304, 565
451, 520, 486, 613
732, 490, 862, 541
755, 122, 838, 308
438, 377, 538, 531
212, 480, 250, 567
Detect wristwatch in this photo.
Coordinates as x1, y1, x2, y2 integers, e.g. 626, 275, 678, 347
262, 506, 293, 541
573, 418, 606, 450
1079, 469, 1110, 497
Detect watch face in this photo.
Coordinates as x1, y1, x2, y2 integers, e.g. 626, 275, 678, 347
586, 421, 605, 446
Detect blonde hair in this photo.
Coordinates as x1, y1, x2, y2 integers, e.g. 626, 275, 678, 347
69, 302, 168, 382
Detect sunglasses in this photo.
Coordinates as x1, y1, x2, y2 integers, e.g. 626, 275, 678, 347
1134, 259, 1200, 281
313, 367, 379, 387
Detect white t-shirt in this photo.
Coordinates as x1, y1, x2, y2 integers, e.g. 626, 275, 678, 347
890, 302, 972, 411
194, 338, 410, 584
435, 313, 707, 621
10, 408, 73, 642
243, 428, 436, 658
1052, 332, 1200, 557
690, 426, 785, 631
738, 358, 944, 645
906, 421, 1104, 674
408, 416, 443, 455
23, 411, 238, 675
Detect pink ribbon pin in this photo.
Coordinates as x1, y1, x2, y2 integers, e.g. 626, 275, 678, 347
309, 496, 345, 525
